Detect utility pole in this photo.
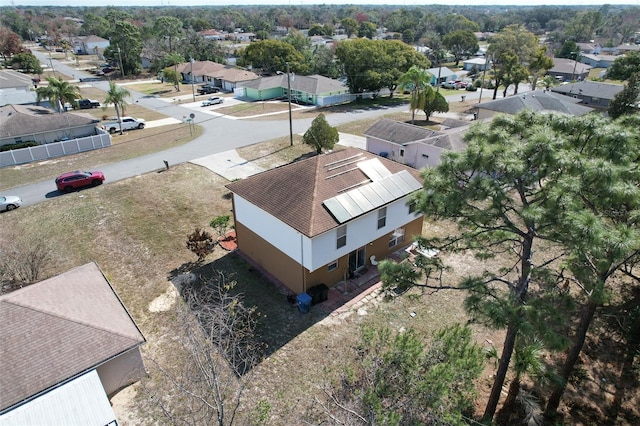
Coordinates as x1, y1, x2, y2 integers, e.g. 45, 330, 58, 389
190, 58, 196, 102
117, 44, 125, 78
286, 62, 293, 147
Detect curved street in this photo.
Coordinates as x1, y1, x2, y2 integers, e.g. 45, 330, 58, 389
11, 51, 511, 207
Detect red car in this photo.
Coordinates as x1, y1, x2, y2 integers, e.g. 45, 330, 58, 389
55, 170, 105, 192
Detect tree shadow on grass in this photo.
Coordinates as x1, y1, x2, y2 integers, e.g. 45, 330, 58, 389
168, 252, 330, 360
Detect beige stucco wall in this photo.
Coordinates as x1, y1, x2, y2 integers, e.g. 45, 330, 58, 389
235, 215, 424, 295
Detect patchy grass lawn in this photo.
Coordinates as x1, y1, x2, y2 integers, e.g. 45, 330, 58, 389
0, 124, 202, 190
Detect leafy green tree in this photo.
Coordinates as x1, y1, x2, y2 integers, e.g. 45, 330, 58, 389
321, 324, 483, 425
606, 51, 640, 81
106, 21, 142, 76
103, 81, 131, 135
608, 72, 640, 119
442, 30, 479, 66
281, 29, 310, 54
420, 87, 449, 120
209, 215, 231, 242
398, 65, 433, 123
564, 10, 603, 42
81, 13, 110, 38
336, 39, 428, 95
10, 52, 42, 75
307, 24, 325, 36
302, 113, 338, 154
255, 30, 269, 40
36, 76, 81, 113
340, 17, 358, 38
154, 16, 184, 53
436, 13, 480, 35
557, 40, 579, 59
358, 21, 377, 39
487, 25, 539, 99
312, 45, 340, 78
528, 46, 554, 90
240, 39, 307, 75
181, 29, 227, 65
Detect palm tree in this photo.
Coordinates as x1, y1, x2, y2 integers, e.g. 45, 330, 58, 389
103, 81, 131, 135
397, 65, 433, 124
496, 336, 546, 423
166, 52, 184, 92
35, 76, 81, 113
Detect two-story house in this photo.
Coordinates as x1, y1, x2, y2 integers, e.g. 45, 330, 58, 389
226, 147, 424, 295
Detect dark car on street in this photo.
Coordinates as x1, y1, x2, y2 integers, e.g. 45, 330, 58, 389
55, 170, 105, 192
78, 99, 100, 109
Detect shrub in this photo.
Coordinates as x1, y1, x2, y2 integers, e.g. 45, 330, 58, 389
186, 227, 214, 261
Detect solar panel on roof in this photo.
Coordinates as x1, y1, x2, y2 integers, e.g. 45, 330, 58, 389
357, 158, 392, 181
347, 188, 375, 212
323, 198, 351, 223
358, 184, 385, 206
323, 170, 421, 223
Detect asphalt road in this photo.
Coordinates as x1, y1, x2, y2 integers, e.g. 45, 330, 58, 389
9, 51, 520, 208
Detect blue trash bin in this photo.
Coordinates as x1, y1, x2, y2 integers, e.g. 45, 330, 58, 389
296, 292, 312, 314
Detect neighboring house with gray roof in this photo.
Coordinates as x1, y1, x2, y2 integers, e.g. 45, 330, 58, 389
547, 57, 592, 81
576, 42, 601, 55
236, 74, 350, 106
365, 119, 468, 169
226, 147, 424, 295
0, 70, 37, 106
615, 44, 640, 55
475, 91, 594, 120
73, 35, 109, 55
425, 66, 458, 86
463, 57, 491, 71
0, 104, 101, 147
0, 262, 146, 425
580, 53, 618, 68
550, 81, 625, 109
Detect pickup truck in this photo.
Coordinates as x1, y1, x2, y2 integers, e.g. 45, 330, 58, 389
101, 117, 146, 134
197, 84, 220, 95
78, 99, 100, 109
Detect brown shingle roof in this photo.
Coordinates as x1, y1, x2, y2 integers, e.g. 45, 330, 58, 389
226, 147, 422, 237
0, 262, 145, 412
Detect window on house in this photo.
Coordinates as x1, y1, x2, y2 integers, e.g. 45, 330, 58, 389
377, 207, 387, 229
328, 261, 338, 272
389, 227, 405, 248
337, 225, 347, 249
408, 201, 417, 214
400, 149, 405, 157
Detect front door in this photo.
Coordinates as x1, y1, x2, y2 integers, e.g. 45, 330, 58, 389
348, 246, 366, 275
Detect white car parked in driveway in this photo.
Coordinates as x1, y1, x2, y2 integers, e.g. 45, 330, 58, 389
201, 96, 224, 107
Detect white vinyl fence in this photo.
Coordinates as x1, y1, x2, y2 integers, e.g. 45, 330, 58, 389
0, 133, 112, 168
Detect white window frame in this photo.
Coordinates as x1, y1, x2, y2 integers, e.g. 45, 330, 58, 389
337, 225, 347, 249
377, 207, 387, 229
328, 261, 338, 272
389, 227, 405, 248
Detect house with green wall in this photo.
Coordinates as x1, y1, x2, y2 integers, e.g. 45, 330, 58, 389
235, 74, 351, 107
